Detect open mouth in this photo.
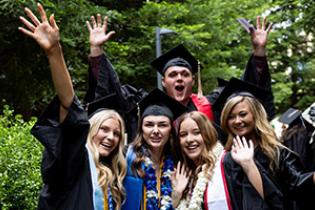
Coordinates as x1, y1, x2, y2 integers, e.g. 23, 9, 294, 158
186, 144, 199, 151
101, 143, 112, 150
175, 85, 184, 92
151, 138, 162, 143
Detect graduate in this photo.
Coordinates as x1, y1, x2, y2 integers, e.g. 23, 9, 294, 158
279, 108, 309, 169
19, 4, 126, 210
213, 77, 315, 210
171, 111, 223, 209
122, 88, 186, 210
84, 15, 274, 144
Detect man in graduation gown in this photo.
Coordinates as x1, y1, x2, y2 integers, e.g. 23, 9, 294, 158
84, 15, 275, 143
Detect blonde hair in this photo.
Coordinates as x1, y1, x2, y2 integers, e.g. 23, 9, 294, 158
87, 110, 126, 210
175, 111, 217, 180
220, 96, 283, 171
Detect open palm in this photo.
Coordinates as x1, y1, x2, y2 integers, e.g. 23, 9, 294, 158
19, 4, 60, 53
250, 16, 272, 49
231, 136, 254, 166
87, 14, 115, 47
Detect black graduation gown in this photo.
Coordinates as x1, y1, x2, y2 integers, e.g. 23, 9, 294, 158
85, 53, 274, 143
223, 147, 315, 210
31, 96, 94, 210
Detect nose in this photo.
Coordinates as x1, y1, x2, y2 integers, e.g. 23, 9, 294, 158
152, 125, 159, 134
107, 131, 114, 140
176, 74, 182, 81
186, 133, 194, 143
235, 116, 242, 124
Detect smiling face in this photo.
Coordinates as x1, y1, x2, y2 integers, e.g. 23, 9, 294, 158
142, 115, 172, 151
92, 118, 121, 158
179, 118, 205, 164
227, 101, 256, 140
162, 66, 195, 106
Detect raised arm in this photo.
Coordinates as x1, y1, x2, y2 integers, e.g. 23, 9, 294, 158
242, 16, 275, 120
84, 14, 121, 103
231, 136, 264, 198
19, 3, 74, 122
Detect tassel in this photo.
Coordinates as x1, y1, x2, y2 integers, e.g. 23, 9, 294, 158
197, 60, 203, 99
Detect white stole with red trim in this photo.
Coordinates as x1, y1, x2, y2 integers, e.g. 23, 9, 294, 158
205, 151, 231, 210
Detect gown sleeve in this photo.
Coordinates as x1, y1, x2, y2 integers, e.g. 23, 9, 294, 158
278, 148, 315, 195
85, 53, 147, 142
31, 96, 90, 191
223, 152, 284, 210
241, 55, 275, 120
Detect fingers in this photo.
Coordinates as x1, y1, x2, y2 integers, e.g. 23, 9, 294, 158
19, 16, 36, 32
49, 14, 58, 30
37, 3, 48, 23
266, 22, 273, 33
233, 135, 250, 149
241, 136, 249, 148
262, 17, 266, 31
97, 14, 102, 28
176, 161, 190, 177
91, 16, 97, 28
86, 20, 92, 32
18, 26, 34, 38
256, 16, 261, 30
103, 16, 108, 32
248, 140, 254, 150
24, 7, 41, 26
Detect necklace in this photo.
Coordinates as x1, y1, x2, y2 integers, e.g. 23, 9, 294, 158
143, 155, 174, 210
176, 165, 209, 210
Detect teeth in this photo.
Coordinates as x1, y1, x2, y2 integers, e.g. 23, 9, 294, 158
101, 143, 111, 149
187, 145, 198, 150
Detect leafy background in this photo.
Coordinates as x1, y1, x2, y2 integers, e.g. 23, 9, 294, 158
0, 0, 314, 208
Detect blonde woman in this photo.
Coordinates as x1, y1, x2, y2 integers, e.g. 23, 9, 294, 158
218, 78, 315, 210
20, 3, 126, 210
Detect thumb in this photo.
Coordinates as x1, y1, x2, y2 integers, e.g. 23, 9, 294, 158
106, 31, 116, 39
49, 14, 58, 30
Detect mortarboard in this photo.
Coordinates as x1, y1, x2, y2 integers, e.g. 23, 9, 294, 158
278, 108, 302, 127
212, 77, 269, 111
133, 88, 187, 121
217, 77, 229, 87
151, 44, 199, 76
302, 102, 315, 128
84, 93, 124, 118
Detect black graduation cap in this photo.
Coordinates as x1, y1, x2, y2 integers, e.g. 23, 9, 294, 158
212, 77, 269, 111
84, 93, 123, 117
302, 102, 315, 128
217, 77, 229, 87
133, 88, 187, 121
278, 108, 302, 127
151, 44, 199, 75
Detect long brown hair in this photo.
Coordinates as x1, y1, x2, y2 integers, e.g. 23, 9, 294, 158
130, 116, 175, 177
175, 111, 217, 179
87, 110, 126, 210
220, 96, 283, 171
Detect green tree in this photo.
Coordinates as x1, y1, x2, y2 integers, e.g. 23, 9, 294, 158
0, 105, 42, 210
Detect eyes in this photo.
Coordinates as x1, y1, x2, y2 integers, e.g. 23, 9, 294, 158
99, 126, 120, 137
228, 111, 248, 120
167, 71, 191, 78
143, 122, 170, 128
179, 129, 201, 138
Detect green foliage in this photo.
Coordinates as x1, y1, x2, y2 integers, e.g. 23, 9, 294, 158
1, 0, 315, 118
0, 105, 42, 210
